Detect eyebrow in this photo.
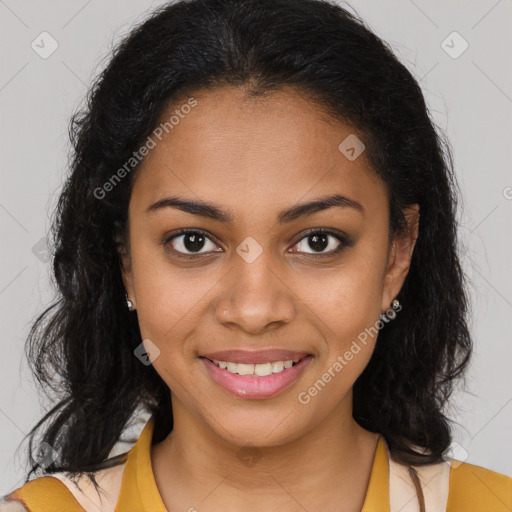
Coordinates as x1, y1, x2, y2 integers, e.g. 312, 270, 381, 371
146, 193, 363, 224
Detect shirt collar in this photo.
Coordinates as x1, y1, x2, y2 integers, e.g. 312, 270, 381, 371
116, 416, 390, 512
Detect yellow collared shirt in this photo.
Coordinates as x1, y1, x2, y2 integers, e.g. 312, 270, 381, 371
5, 417, 512, 511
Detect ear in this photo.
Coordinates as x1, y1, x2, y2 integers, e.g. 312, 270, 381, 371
380, 204, 420, 312
118, 238, 136, 309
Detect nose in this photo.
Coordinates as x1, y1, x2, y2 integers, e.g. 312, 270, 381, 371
215, 251, 296, 335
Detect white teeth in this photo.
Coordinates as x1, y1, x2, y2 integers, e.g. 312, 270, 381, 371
254, 362, 272, 377
236, 363, 254, 376
211, 358, 302, 376
272, 361, 284, 373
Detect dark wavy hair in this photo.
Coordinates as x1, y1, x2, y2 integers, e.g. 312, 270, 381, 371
20, 0, 471, 500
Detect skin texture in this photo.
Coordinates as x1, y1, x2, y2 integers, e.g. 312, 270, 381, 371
120, 85, 419, 512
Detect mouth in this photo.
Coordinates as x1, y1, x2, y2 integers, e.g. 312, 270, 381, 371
199, 351, 313, 399
201, 356, 305, 377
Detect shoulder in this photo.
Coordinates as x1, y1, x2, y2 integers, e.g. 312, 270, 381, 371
1, 462, 126, 512
0, 476, 84, 512
447, 460, 512, 511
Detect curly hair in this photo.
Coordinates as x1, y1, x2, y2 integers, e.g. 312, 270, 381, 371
21, 0, 471, 495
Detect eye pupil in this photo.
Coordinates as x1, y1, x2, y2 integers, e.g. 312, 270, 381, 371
308, 233, 328, 252
184, 233, 205, 252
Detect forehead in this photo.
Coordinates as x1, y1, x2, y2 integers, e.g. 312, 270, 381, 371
130, 86, 387, 217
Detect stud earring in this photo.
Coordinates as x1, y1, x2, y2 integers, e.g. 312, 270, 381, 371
380, 298, 401, 321
126, 293, 136, 311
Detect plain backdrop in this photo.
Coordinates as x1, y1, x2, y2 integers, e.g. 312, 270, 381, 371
1, 0, 511, 495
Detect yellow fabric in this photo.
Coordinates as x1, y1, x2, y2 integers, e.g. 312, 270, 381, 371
362, 434, 390, 511
5, 476, 84, 511
446, 460, 512, 511
114, 417, 167, 511
5, 416, 512, 511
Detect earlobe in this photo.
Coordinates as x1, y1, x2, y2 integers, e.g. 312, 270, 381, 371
381, 204, 420, 312
125, 293, 136, 311
118, 249, 136, 310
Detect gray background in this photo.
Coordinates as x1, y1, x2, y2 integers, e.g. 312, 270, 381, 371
1, 0, 511, 495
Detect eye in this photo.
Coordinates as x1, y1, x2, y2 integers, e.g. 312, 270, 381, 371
164, 228, 352, 259
164, 229, 221, 258
290, 229, 351, 256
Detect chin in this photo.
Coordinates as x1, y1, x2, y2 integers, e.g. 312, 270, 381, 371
204, 409, 308, 449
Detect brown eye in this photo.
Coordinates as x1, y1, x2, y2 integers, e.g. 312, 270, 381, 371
290, 229, 352, 256
165, 229, 221, 257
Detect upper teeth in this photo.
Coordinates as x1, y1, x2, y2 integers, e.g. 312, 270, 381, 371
212, 359, 300, 376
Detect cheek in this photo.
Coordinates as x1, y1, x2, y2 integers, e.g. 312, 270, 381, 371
128, 243, 214, 355
302, 239, 388, 378
309, 249, 387, 335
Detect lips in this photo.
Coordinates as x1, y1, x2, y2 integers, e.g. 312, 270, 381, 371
200, 349, 311, 365
200, 354, 313, 399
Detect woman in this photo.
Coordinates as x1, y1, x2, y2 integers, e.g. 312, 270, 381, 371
2, 0, 510, 510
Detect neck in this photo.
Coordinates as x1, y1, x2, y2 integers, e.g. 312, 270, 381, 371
151, 394, 380, 512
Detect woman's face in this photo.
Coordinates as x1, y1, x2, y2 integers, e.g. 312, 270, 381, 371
121, 85, 418, 447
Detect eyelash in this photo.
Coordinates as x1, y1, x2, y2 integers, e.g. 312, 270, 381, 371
163, 228, 352, 260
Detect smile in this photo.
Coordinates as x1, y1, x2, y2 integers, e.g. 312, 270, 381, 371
200, 354, 313, 399
208, 358, 301, 377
